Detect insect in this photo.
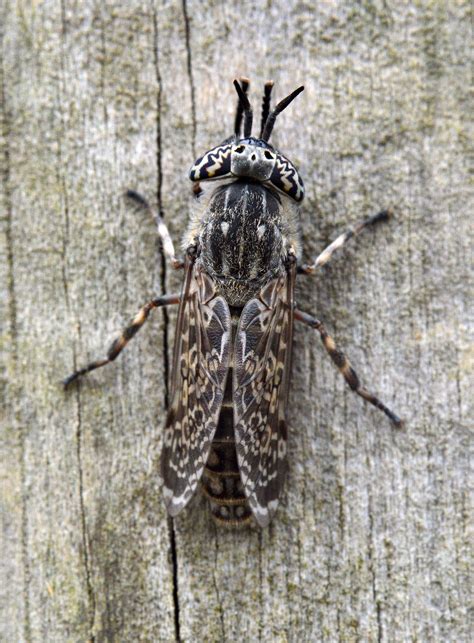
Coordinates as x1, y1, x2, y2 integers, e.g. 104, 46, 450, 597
65, 78, 402, 528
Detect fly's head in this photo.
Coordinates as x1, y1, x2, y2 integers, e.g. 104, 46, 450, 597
231, 138, 276, 182
189, 80, 305, 203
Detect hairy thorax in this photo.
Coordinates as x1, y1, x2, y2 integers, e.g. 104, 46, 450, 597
191, 181, 299, 306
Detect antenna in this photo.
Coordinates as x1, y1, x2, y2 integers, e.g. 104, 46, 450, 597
234, 77, 250, 137
259, 81, 274, 138
233, 79, 253, 138
261, 85, 304, 142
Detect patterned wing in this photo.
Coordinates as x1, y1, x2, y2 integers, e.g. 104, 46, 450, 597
161, 259, 231, 516
233, 265, 296, 527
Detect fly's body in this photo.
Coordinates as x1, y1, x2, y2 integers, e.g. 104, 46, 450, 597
192, 182, 293, 524
64, 78, 402, 528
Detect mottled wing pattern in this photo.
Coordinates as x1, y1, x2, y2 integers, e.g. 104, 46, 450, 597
233, 265, 295, 527
161, 259, 231, 516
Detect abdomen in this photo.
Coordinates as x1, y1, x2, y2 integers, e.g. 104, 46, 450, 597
200, 308, 253, 526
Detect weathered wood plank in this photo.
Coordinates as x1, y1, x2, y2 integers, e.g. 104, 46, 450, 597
1, 1, 471, 641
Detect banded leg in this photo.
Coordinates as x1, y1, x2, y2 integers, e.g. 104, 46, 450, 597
295, 309, 402, 426
63, 294, 180, 387
300, 209, 393, 274
125, 190, 183, 269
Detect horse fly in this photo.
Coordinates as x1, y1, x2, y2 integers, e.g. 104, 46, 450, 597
64, 78, 402, 528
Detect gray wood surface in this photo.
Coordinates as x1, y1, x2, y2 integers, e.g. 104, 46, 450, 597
1, 1, 471, 641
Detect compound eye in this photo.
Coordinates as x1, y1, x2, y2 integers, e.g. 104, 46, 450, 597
189, 143, 233, 181
264, 150, 274, 160
269, 152, 305, 202
234, 145, 245, 154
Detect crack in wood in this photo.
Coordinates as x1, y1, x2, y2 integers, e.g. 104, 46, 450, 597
152, 8, 181, 642
59, 2, 96, 638
182, 0, 196, 157
367, 485, 383, 643
75, 393, 97, 641
212, 529, 226, 641
0, 26, 31, 642
0, 42, 16, 344
168, 517, 182, 643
